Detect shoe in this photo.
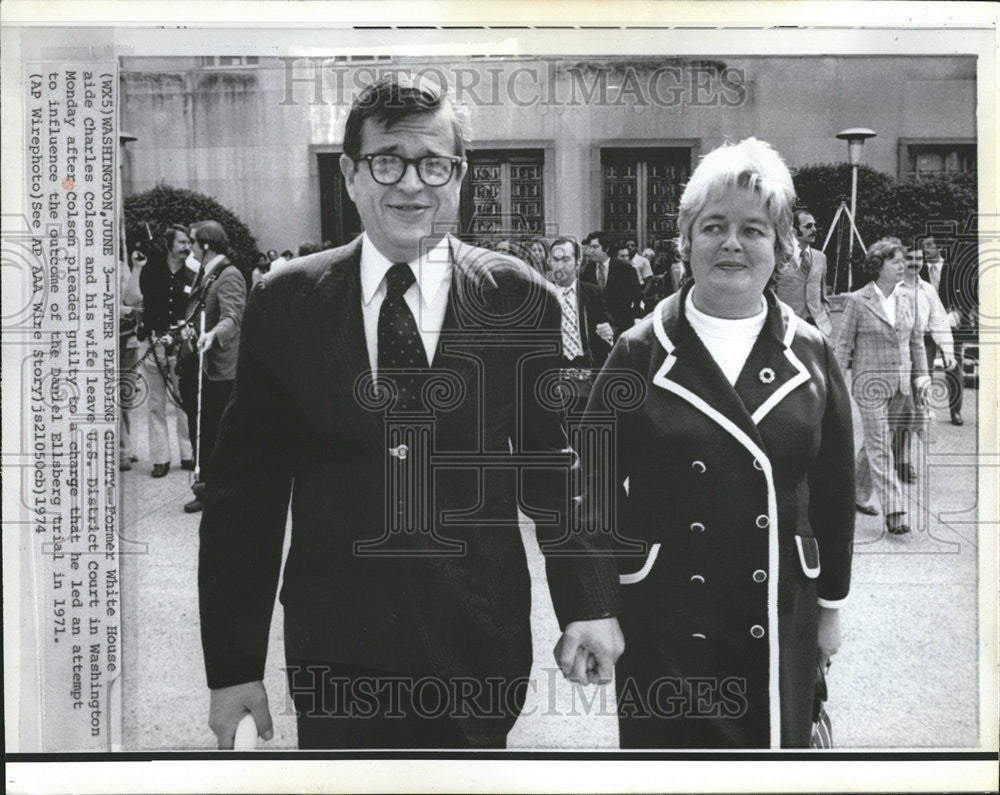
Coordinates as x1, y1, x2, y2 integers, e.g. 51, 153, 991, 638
950, 410, 964, 426
897, 463, 917, 484
180, 459, 195, 471
183, 498, 203, 513
856, 503, 879, 516
152, 463, 170, 478
192, 480, 206, 498
886, 512, 911, 535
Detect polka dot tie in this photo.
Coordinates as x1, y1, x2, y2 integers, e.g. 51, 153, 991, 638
378, 263, 427, 409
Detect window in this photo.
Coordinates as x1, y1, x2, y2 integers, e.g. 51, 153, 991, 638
899, 139, 976, 180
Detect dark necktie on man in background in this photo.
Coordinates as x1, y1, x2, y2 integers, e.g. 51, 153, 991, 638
800, 247, 812, 276
378, 263, 428, 411
597, 261, 607, 291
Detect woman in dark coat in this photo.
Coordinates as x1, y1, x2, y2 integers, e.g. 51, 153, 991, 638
586, 138, 855, 748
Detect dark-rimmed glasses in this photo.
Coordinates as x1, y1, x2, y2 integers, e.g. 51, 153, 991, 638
356, 153, 465, 187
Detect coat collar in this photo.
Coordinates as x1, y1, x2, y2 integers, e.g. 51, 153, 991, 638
856, 280, 896, 328
651, 281, 811, 439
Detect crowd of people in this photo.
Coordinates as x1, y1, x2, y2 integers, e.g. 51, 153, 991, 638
119, 74, 976, 751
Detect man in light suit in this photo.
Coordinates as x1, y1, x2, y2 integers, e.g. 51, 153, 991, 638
199, 75, 624, 749
773, 209, 832, 336
177, 220, 247, 513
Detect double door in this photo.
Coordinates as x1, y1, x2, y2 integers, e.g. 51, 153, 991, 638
603, 148, 690, 250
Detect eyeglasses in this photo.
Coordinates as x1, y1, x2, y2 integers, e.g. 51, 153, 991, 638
549, 255, 576, 265
357, 153, 465, 187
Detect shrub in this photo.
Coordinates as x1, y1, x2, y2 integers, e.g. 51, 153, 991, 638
124, 183, 259, 282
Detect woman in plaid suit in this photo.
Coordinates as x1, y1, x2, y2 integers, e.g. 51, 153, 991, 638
834, 241, 929, 535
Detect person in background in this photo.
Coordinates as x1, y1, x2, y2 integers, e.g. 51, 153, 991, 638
891, 247, 956, 482
251, 251, 271, 287
589, 137, 854, 747
580, 231, 641, 332
119, 250, 142, 472
177, 221, 247, 513
527, 237, 550, 273
919, 235, 970, 426
269, 249, 293, 274
124, 224, 196, 477
834, 240, 929, 534
772, 209, 832, 337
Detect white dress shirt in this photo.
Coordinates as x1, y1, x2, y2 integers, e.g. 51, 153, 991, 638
925, 257, 943, 292
360, 232, 452, 372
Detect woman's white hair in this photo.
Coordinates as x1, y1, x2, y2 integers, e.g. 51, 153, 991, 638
675, 138, 797, 269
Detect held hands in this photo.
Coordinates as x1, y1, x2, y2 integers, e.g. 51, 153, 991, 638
817, 607, 841, 669
553, 617, 625, 685
209, 680, 273, 749
595, 322, 614, 346
913, 374, 932, 398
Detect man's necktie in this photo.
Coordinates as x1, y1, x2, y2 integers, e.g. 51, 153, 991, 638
597, 261, 607, 291
378, 263, 427, 410
560, 287, 583, 361
800, 247, 812, 276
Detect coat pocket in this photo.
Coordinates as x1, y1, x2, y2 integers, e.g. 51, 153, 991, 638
795, 535, 821, 579
619, 543, 661, 585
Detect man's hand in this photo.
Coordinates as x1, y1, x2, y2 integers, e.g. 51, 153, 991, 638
595, 322, 614, 346
209, 681, 274, 749
817, 607, 842, 669
197, 329, 217, 354
554, 617, 625, 685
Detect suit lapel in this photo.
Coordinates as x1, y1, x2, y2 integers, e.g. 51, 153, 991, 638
651, 285, 764, 449
733, 297, 811, 424
859, 281, 894, 328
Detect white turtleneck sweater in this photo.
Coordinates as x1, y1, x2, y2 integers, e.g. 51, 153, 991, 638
686, 289, 768, 385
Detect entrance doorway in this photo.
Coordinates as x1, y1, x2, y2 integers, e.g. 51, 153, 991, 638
601, 148, 691, 250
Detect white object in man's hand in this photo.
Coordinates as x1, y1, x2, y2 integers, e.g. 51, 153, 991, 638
197, 329, 216, 354
554, 617, 625, 685
209, 680, 273, 749
595, 322, 614, 346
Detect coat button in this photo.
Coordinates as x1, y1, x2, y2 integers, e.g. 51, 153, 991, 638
753, 459, 764, 471
389, 444, 409, 460
689, 522, 705, 533
691, 460, 706, 473
750, 625, 765, 639
691, 632, 707, 640
755, 514, 769, 528
752, 569, 767, 583
690, 574, 705, 583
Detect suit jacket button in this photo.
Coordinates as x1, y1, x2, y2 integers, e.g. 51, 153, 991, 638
691, 460, 706, 474
689, 522, 705, 533
753, 459, 764, 471
755, 514, 769, 528
389, 444, 409, 460
691, 632, 707, 640
752, 569, 767, 583
750, 625, 765, 639
690, 574, 705, 583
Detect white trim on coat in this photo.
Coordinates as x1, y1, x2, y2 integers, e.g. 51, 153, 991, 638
750, 305, 812, 425
619, 543, 662, 585
652, 305, 782, 749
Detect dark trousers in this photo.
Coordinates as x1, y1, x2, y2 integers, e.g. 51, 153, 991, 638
178, 357, 233, 482
924, 334, 964, 412
285, 659, 483, 749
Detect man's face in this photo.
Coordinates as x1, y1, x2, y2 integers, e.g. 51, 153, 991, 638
615, 247, 631, 265
496, 240, 512, 254
340, 108, 467, 264
546, 242, 579, 288
795, 213, 817, 247
587, 237, 607, 261
626, 240, 637, 257
922, 237, 939, 260
169, 232, 192, 260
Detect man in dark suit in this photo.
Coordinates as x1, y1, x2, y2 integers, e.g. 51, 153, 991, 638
545, 237, 614, 370
919, 235, 972, 425
579, 232, 641, 331
199, 75, 624, 749
177, 221, 247, 513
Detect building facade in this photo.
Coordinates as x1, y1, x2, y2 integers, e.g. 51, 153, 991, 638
120, 55, 977, 254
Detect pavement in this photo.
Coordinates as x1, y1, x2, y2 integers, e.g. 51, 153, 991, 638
119, 373, 983, 750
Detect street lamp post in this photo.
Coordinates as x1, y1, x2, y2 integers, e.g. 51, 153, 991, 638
836, 127, 876, 289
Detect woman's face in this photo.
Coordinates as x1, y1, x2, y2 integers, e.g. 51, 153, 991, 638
688, 188, 776, 312
530, 242, 546, 261
879, 249, 906, 284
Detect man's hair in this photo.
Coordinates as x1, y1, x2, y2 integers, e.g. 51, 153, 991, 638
281, 250, 294, 259
861, 239, 905, 282
549, 236, 581, 262
676, 138, 796, 269
584, 231, 611, 250
793, 208, 814, 234
192, 220, 229, 254
342, 74, 469, 162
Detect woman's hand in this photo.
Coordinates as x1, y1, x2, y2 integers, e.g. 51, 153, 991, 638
817, 607, 841, 668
